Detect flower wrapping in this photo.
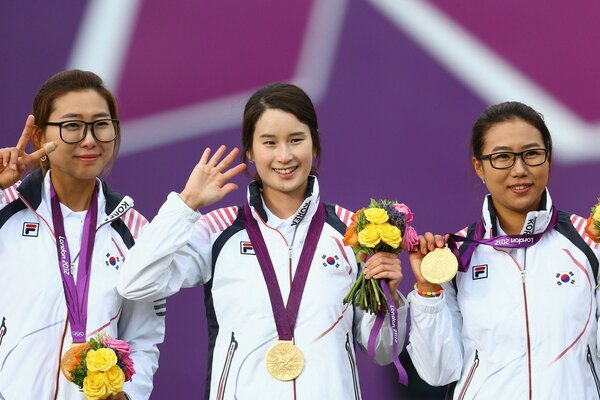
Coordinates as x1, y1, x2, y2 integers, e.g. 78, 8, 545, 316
62, 334, 135, 400
585, 198, 600, 242
343, 199, 418, 314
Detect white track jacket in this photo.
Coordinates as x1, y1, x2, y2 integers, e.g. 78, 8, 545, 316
408, 190, 600, 399
118, 177, 407, 400
0, 171, 164, 400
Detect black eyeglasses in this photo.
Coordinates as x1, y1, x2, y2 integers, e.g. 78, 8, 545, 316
478, 148, 549, 169
45, 119, 119, 144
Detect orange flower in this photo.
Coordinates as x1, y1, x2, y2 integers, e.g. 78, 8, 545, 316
343, 223, 359, 247
585, 217, 600, 243
353, 208, 366, 222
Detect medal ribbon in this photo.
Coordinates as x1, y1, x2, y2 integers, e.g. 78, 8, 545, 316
243, 202, 325, 341
51, 182, 98, 343
367, 272, 408, 385
448, 207, 558, 271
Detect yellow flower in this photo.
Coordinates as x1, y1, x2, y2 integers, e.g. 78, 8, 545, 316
86, 348, 118, 372
593, 207, 600, 221
105, 365, 126, 394
364, 208, 389, 224
83, 371, 110, 400
378, 223, 402, 248
358, 224, 381, 248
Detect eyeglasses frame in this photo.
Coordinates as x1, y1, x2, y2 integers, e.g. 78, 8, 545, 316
477, 148, 549, 170
45, 119, 120, 144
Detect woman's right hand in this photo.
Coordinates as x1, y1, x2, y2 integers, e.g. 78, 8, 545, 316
0, 115, 56, 190
179, 145, 247, 210
408, 232, 446, 292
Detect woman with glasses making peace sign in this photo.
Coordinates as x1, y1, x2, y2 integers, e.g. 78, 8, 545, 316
0, 70, 164, 400
406, 101, 600, 399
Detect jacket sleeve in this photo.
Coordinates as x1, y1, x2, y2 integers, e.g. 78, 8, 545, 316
594, 247, 600, 357
119, 297, 165, 400
596, 287, 600, 358
352, 261, 408, 366
0, 183, 20, 211
407, 282, 464, 386
118, 193, 213, 301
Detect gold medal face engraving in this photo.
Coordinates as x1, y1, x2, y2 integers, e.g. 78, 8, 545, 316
265, 340, 304, 381
420, 247, 459, 284
60, 343, 87, 381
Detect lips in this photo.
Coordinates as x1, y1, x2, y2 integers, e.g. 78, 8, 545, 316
508, 183, 532, 193
273, 166, 298, 175
75, 154, 101, 161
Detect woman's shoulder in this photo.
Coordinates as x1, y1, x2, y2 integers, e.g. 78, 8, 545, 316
0, 182, 22, 208
557, 210, 600, 250
100, 180, 149, 239
323, 202, 354, 228
200, 205, 242, 235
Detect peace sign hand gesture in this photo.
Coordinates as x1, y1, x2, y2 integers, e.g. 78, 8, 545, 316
0, 115, 57, 190
179, 145, 247, 210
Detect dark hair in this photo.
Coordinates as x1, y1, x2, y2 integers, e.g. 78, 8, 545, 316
241, 82, 321, 176
471, 101, 552, 160
32, 69, 120, 174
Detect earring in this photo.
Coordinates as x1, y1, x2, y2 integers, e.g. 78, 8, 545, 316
41, 155, 47, 162
482, 178, 486, 184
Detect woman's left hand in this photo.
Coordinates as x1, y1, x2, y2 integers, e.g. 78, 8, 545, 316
363, 252, 402, 306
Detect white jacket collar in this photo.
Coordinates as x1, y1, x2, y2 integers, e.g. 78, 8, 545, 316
481, 188, 554, 237
246, 175, 321, 228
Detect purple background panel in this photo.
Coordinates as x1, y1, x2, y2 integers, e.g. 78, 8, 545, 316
428, 0, 600, 122
2, 0, 600, 399
119, 1, 312, 118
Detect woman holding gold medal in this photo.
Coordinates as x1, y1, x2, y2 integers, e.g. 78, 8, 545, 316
0, 70, 164, 400
406, 101, 600, 399
118, 83, 407, 399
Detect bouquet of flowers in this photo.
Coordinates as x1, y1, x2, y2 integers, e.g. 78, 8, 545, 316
585, 198, 600, 242
342, 199, 418, 314
61, 335, 135, 400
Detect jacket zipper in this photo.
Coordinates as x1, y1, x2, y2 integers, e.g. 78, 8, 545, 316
587, 345, 600, 397
457, 350, 479, 400
521, 250, 532, 400
216, 332, 238, 400
345, 333, 361, 400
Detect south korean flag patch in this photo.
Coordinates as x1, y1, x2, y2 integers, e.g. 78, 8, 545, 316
105, 253, 121, 270
555, 270, 578, 287
322, 254, 340, 269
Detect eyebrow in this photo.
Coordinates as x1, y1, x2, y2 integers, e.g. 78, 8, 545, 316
256, 131, 307, 138
58, 112, 111, 119
490, 142, 544, 152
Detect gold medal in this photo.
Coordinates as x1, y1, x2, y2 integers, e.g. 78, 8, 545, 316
265, 340, 304, 381
420, 247, 459, 284
60, 343, 87, 381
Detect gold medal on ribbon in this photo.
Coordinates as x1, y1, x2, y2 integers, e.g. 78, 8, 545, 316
265, 340, 304, 381
60, 343, 87, 381
420, 247, 459, 284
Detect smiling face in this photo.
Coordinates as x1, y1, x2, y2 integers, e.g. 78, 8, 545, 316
472, 118, 550, 222
247, 108, 314, 207
38, 89, 116, 187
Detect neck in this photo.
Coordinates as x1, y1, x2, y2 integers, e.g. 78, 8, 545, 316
497, 212, 527, 235
50, 174, 97, 212
262, 187, 306, 219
